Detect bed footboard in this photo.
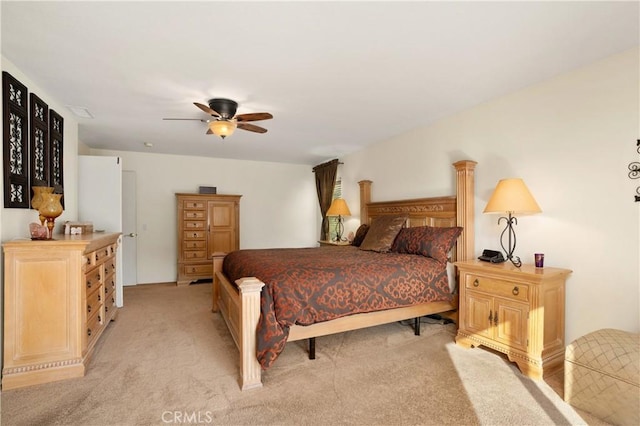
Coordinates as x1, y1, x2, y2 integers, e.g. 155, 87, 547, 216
213, 261, 264, 390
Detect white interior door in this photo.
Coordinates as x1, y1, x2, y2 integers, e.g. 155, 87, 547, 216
78, 155, 123, 306
122, 170, 138, 286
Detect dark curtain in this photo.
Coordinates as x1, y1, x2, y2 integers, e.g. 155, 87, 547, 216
312, 159, 339, 241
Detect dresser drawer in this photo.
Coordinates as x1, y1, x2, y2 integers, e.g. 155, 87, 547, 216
184, 210, 205, 220
95, 245, 114, 263
104, 293, 116, 319
184, 230, 206, 240
87, 287, 103, 318
104, 275, 116, 298
87, 309, 103, 345
104, 258, 116, 277
181, 263, 213, 277
85, 268, 102, 293
465, 274, 530, 302
183, 200, 206, 210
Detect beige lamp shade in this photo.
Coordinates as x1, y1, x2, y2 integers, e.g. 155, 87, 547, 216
209, 119, 237, 138
326, 198, 351, 216
484, 178, 542, 214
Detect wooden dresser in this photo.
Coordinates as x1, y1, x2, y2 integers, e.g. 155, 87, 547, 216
455, 260, 571, 379
2, 232, 120, 390
176, 193, 241, 286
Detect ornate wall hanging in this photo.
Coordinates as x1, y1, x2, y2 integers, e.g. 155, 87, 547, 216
29, 93, 49, 193
629, 139, 640, 202
2, 71, 30, 208
49, 109, 64, 206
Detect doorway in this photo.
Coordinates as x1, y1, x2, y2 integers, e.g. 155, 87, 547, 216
123, 170, 138, 286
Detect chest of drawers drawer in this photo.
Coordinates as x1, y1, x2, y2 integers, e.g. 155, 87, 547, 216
183, 200, 206, 210
184, 210, 205, 220
184, 240, 206, 250
184, 230, 206, 240
185, 221, 205, 230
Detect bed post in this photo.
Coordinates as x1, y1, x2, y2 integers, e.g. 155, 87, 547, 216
453, 160, 477, 261
236, 277, 265, 390
212, 254, 225, 312
359, 180, 372, 225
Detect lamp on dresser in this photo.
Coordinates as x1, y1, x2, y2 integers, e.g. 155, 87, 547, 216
483, 178, 541, 267
326, 198, 351, 242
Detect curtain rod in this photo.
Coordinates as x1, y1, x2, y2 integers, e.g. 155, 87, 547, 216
312, 159, 343, 172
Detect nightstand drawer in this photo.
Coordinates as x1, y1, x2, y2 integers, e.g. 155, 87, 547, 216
465, 274, 529, 302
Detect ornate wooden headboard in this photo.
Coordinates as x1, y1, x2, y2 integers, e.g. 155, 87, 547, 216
358, 160, 476, 262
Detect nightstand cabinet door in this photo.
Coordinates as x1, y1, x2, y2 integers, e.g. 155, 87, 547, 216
494, 298, 529, 351
463, 293, 492, 339
455, 260, 571, 380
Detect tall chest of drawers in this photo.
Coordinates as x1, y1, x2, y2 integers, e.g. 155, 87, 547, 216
176, 193, 241, 286
2, 233, 121, 390
455, 260, 571, 379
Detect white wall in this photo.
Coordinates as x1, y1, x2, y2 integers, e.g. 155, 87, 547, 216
87, 149, 318, 284
340, 49, 640, 344
1, 57, 81, 368
0, 57, 80, 242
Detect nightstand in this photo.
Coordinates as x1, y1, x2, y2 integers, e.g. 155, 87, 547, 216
454, 260, 572, 379
318, 240, 351, 247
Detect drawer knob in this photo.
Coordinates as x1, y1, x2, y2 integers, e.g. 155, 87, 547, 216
473, 279, 479, 287
512, 286, 519, 296
88, 305, 92, 313
87, 328, 92, 336
87, 280, 92, 288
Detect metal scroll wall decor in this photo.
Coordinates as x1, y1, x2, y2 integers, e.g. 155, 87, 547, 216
2, 72, 29, 208
2, 71, 64, 208
29, 93, 49, 190
49, 110, 64, 207
629, 140, 640, 202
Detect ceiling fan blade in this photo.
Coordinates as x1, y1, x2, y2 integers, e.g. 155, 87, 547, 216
163, 118, 209, 122
236, 112, 273, 122
237, 122, 268, 133
194, 102, 221, 117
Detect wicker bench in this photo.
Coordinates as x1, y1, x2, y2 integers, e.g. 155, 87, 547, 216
565, 329, 639, 425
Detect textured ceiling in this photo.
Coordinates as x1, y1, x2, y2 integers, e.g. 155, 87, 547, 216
2, 1, 638, 165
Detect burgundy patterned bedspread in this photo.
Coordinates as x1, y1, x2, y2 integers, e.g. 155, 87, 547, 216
222, 246, 452, 369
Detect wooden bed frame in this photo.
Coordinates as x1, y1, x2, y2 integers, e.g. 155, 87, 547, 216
212, 160, 476, 390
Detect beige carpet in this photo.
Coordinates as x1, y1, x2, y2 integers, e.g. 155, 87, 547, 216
1, 283, 604, 425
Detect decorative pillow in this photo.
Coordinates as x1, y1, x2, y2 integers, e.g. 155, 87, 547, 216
351, 224, 370, 247
358, 216, 407, 253
391, 226, 463, 263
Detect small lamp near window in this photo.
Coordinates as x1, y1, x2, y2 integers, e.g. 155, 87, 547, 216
326, 198, 351, 242
484, 178, 541, 267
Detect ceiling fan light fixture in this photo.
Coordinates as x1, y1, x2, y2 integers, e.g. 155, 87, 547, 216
209, 119, 237, 139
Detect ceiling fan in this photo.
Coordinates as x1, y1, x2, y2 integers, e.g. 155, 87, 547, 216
163, 98, 273, 139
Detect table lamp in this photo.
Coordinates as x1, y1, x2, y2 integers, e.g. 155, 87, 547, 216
484, 178, 541, 267
326, 198, 351, 242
